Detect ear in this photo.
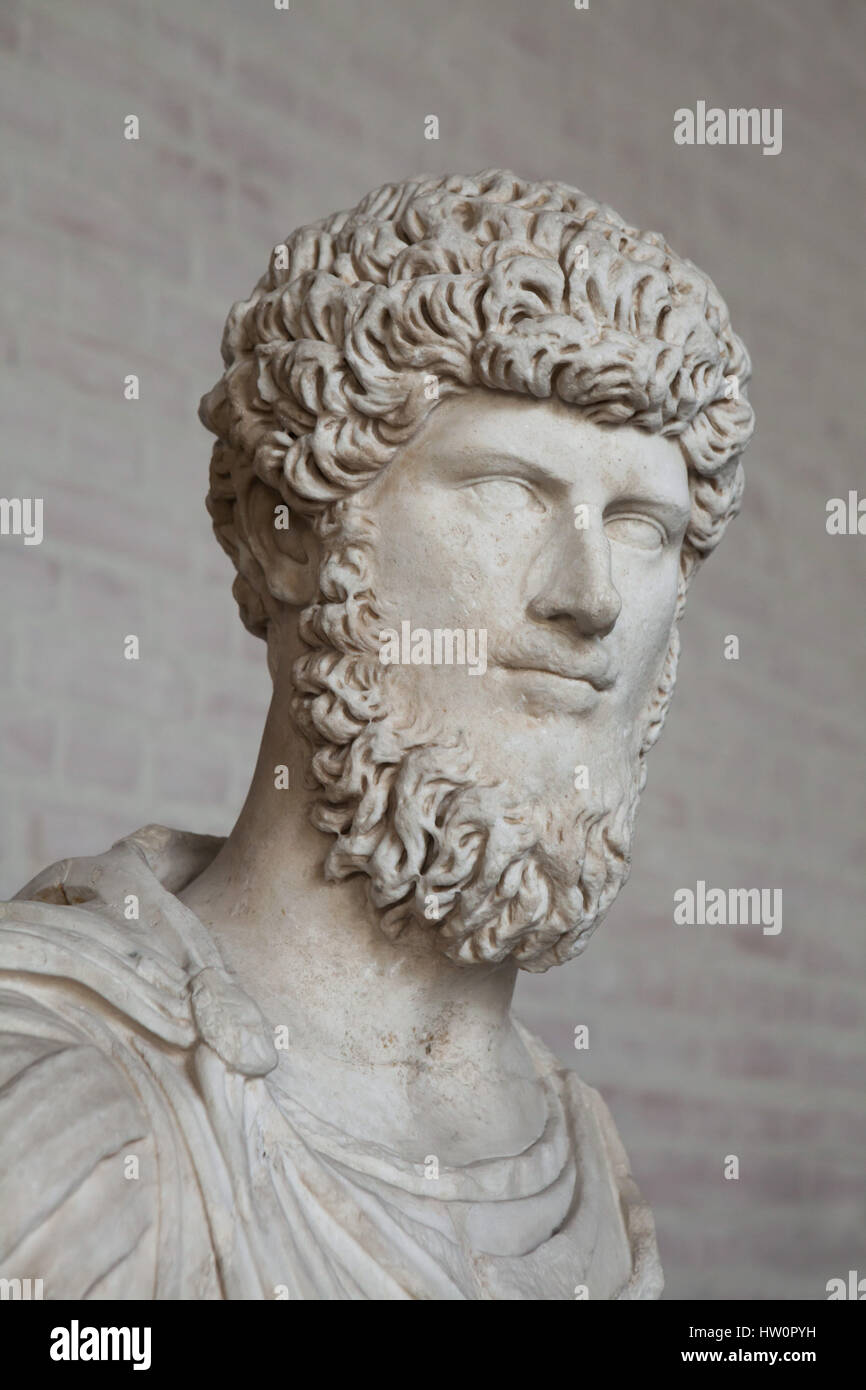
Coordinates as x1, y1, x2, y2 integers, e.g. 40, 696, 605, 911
239, 476, 321, 609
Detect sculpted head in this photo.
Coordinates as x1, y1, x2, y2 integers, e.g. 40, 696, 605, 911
199, 169, 755, 972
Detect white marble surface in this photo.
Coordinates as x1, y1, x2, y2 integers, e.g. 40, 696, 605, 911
1, 170, 757, 1299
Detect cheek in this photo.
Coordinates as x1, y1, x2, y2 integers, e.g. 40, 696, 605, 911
372, 493, 525, 627
615, 556, 680, 714
367, 500, 445, 616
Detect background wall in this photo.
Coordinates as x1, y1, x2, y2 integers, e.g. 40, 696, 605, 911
1, 0, 863, 1300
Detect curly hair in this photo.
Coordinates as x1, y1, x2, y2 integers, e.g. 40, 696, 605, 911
200, 168, 755, 641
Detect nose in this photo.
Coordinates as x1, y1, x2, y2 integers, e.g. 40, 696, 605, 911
526, 512, 622, 638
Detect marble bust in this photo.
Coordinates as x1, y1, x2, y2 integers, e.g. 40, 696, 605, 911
0, 170, 754, 1300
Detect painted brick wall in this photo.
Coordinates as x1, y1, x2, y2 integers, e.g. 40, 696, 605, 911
1, 0, 863, 1301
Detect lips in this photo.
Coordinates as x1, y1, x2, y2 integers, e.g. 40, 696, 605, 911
500, 660, 615, 691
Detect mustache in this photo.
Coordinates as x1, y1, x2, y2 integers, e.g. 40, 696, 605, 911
491, 633, 615, 690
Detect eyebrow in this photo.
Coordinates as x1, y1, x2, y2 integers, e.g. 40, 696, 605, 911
609, 494, 692, 530
451, 450, 571, 489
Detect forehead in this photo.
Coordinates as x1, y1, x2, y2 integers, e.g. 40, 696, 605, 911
394, 388, 689, 503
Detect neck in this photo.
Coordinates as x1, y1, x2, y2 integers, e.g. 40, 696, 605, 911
179, 684, 545, 1164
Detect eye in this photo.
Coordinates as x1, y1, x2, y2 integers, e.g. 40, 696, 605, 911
604, 514, 667, 551
461, 476, 544, 513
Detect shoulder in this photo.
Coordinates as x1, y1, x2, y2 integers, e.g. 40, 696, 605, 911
0, 989, 159, 1298
0, 831, 272, 1298
0, 831, 205, 1048
0, 829, 211, 1300
515, 1018, 664, 1299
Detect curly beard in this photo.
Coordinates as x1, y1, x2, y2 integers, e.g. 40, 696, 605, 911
288, 505, 680, 973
